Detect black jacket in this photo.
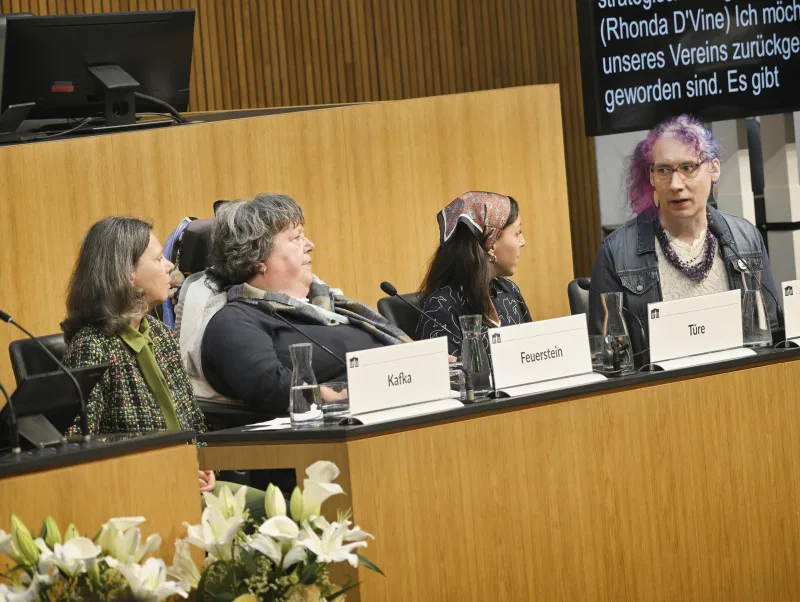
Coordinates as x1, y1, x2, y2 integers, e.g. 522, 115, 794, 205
415, 278, 531, 355
588, 206, 779, 364
201, 300, 385, 415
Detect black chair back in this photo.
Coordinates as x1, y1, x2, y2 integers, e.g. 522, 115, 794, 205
567, 278, 590, 317
177, 218, 215, 274
377, 293, 423, 339
9, 333, 67, 384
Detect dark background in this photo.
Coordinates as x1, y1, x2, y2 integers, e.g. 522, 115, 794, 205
576, 0, 800, 136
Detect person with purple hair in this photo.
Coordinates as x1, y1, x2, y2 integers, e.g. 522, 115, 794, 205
588, 114, 779, 364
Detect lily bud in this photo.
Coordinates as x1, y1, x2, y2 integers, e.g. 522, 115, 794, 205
301, 504, 322, 523
289, 487, 303, 522
42, 516, 61, 548
265, 484, 286, 519
64, 523, 79, 542
10, 515, 39, 566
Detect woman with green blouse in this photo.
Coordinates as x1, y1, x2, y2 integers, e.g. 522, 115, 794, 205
61, 216, 264, 517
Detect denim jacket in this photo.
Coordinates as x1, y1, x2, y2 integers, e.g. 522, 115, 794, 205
588, 205, 779, 364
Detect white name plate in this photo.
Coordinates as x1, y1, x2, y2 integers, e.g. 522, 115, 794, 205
648, 289, 743, 364
346, 337, 451, 416
781, 280, 800, 341
488, 314, 592, 390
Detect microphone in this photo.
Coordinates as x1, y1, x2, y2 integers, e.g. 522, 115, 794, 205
707, 220, 784, 330
0, 382, 20, 455
259, 304, 347, 369
379, 282, 476, 401
576, 278, 651, 361
0, 310, 90, 442
379, 282, 463, 342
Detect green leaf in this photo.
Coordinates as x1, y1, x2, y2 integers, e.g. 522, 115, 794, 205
300, 562, 320, 585
356, 554, 385, 576
327, 581, 361, 600
196, 566, 210, 602
238, 546, 258, 576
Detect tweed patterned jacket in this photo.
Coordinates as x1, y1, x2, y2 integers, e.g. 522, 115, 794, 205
64, 318, 207, 435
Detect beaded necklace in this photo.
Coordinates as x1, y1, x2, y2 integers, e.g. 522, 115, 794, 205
654, 213, 718, 282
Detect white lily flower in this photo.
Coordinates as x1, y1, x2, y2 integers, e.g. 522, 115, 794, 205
264, 484, 286, 518
133, 534, 162, 564
311, 516, 372, 544
106, 517, 147, 532
167, 539, 201, 590
312, 515, 331, 531
202, 485, 247, 521
298, 520, 368, 568
107, 557, 189, 602
281, 544, 307, 570
249, 533, 282, 566
97, 518, 161, 564
305, 461, 340, 484
183, 506, 243, 562
258, 516, 299, 542
35, 539, 56, 575
301, 462, 344, 521
342, 524, 374, 543
3, 573, 50, 602
51, 537, 102, 577
0, 529, 23, 563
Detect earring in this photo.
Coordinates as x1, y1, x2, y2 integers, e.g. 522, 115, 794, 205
653, 190, 660, 208
712, 182, 719, 202
489, 249, 497, 264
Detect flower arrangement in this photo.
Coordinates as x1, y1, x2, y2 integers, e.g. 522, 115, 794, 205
0, 461, 380, 602
0, 514, 185, 602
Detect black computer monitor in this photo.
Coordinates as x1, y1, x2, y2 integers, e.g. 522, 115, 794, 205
0, 10, 195, 128
1, 364, 108, 447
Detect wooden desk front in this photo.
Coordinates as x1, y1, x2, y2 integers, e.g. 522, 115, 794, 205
0, 435, 201, 565
199, 353, 800, 602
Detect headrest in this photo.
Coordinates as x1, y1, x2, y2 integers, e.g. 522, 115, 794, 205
177, 218, 214, 274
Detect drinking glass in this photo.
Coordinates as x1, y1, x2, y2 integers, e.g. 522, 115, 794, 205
741, 270, 772, 348
289, 343, 323, 428
319, 381, 350, 425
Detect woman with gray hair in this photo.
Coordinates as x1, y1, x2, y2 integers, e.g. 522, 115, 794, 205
200, 193, 409, 415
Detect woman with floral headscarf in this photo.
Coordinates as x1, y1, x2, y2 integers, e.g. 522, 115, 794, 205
415, 191, 531, 355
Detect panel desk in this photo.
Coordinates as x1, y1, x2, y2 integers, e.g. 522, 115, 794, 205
0, 431, 201, 564
199, 348, 800, 602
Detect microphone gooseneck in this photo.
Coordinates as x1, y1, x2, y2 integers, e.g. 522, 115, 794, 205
260, 305, 347, 368
380, 281, 476, 400
379, 281, 462, 341
707, 220, 784, 330
0, 312, 90, 442
0, 382, 20, 454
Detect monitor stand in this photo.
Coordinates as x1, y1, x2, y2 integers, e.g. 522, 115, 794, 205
88, 64, 140, 127
17, 414, 65, 447
0, 101, 35, 133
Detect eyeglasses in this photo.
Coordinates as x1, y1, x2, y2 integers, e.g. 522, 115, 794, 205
650, 161, 706, 183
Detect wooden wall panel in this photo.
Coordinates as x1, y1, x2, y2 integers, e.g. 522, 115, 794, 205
0, 0, 599, 275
